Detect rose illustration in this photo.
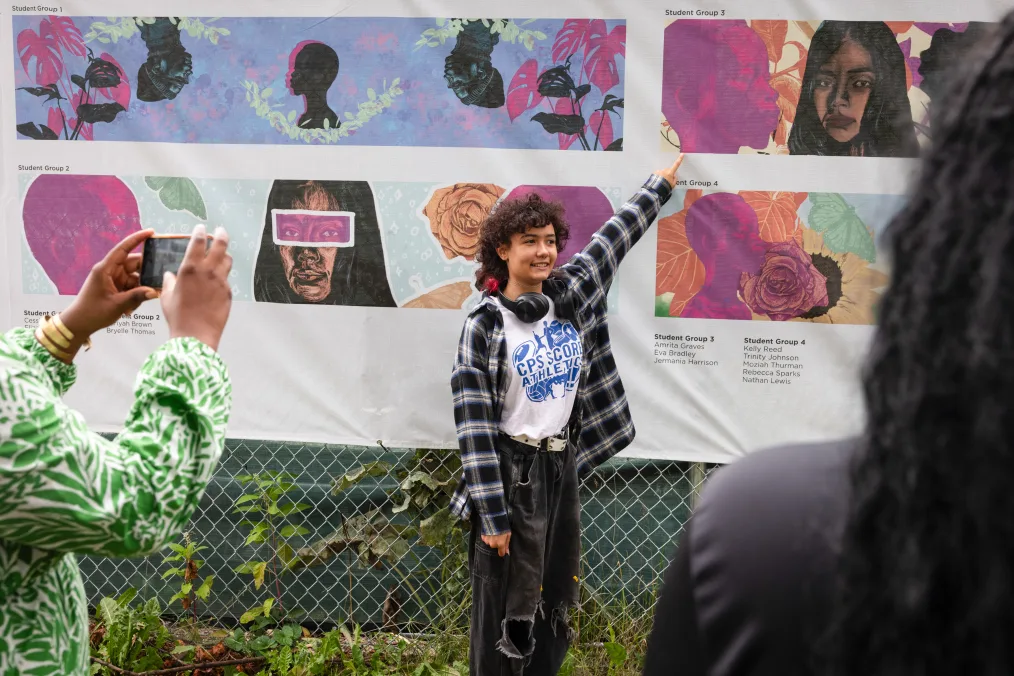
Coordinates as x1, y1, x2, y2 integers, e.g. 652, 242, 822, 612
424, 183, 505, 260
740, 241, 829, 321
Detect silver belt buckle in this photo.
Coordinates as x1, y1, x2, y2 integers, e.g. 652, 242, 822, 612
509, 432, 566, 452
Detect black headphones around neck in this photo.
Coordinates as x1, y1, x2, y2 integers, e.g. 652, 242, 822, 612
497, 292, 551, 324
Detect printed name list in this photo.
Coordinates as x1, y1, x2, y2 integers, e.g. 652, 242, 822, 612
742, 337, 805, 385
653, 333, 719, 367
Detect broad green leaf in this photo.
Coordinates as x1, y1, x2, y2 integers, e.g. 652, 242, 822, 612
245, 523, 269, 545
420, 508, 456, 547
235, 493, 260, 505
240, 607, 263, 624
161, 567, 184, 579
806, 193, 876, 263
172, 645, 195, 656
144, 176, 208, 220
280, 525, 310, 538
195, 575, 214, 601
278, 543, 296, 567
279, 502, 311, 516
252, 561, 268, 590
263, 597, 274, 616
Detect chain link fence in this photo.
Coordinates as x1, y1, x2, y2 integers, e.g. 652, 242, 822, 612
79, 439, 717, 641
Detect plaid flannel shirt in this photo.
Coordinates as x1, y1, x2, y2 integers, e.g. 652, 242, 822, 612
449, 174, 673, 536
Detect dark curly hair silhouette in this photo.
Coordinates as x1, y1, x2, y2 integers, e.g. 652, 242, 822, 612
821, 16, 1014, 676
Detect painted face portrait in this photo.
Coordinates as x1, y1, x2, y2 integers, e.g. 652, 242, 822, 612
254, 180, 396, 307
272, 210, 354, 302
443, 20, 505, 109
812, 39, 875, 143
279, 246, 338, 302
789, 21, 918, 157
662, 20, 781, 153
136, 17, 193, 102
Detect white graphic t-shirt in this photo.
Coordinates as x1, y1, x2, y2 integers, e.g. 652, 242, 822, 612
495, 296, 584, 440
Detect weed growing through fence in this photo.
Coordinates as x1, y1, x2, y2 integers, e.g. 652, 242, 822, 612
161, 531, 214, 638
233, 471, 311, 627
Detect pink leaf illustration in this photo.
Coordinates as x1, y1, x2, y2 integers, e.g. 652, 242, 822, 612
506, 59, 543, 122
47, 106, 68, 138
48, 15, 86, 57
553, 97, 586, 150
589, 110, 613, 150
552, 19, 594, 63
584, 22, 625, 94
68, 90, 93, 140
95, 53, 131, 110
17, 21, 64, 85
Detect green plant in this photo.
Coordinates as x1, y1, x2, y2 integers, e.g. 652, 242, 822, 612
289, 449, 467, 631
233, 471, 311, 626
85, 16, 230, 45
89, 588, 171, 674
414, 18, 547, 51
243, 78, 404, 144
603, 625, 629, 675
161, 531, 214, 631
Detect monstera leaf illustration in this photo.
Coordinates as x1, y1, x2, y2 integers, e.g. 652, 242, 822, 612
144, 176, 207, 220
806, 193, 876, 263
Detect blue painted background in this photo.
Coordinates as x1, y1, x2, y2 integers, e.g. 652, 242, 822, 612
13, 16, 626, 149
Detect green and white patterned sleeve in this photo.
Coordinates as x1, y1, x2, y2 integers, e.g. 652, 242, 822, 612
0, 327, 231, 557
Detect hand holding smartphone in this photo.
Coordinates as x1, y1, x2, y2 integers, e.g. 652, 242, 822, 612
139, 234, 213, 289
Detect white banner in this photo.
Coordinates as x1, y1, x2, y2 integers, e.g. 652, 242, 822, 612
1, 1, 1004, 462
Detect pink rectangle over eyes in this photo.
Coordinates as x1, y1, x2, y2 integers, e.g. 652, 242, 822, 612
272, 210, 355, 247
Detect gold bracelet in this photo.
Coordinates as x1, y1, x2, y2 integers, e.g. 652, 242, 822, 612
35, 326, 72, 361
50, 314, 73, 341
41, 319, 71, 350
48, 314, 91, 352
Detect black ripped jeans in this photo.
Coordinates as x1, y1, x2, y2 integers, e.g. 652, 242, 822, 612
468, 435, 581, 676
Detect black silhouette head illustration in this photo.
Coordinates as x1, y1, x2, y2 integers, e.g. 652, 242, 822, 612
136, 17, 193, 102
443, 21, 505, 108
287, 41, 340, 130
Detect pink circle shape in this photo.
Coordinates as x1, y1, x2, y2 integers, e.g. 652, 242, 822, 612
23, 175, 142, 295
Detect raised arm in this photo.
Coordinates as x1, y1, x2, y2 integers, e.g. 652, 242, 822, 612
560, 155, 683, 307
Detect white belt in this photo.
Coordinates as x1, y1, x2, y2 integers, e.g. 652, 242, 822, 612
508, 432, 567, 452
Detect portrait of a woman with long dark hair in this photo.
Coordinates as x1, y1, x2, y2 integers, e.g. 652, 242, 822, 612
789, 21, 919, 157
253, 180, 396, 307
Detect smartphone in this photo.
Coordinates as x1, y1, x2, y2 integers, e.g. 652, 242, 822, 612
139, 234, 211, 289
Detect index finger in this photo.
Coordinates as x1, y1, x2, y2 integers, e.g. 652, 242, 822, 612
671, 153, 685, 172
99, 229, 154, 267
